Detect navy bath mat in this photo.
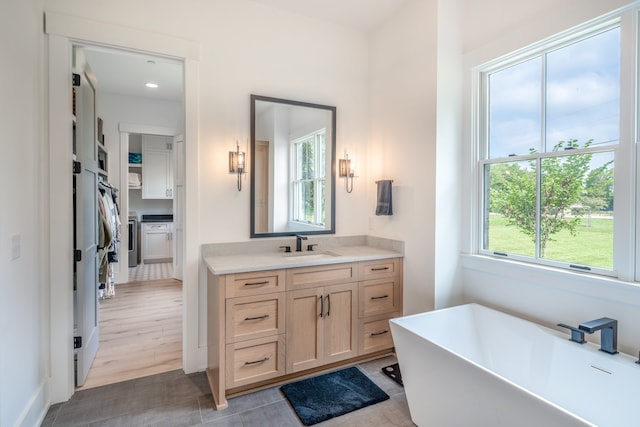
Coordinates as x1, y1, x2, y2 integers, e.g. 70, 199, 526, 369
280, 367, 389, 426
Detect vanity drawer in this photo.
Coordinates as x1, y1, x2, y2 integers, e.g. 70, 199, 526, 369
358, 258, 401, 281
287, 262, 357, 290
359, 278, 401, 318
226, 293, 285, 343
359, 316, 396, 354
225, 269, 285, 298
226, 335, 285, 389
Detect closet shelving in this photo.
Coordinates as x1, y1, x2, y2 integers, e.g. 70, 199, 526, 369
97, 117, 108, 178
128, 162, 142, 190
98, 141, 108, 178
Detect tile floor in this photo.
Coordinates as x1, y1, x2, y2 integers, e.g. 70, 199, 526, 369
42, 356, 414, 427
128, 262, 173, 282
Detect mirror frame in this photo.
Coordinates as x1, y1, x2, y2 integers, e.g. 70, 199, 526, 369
250, 94, 336, 238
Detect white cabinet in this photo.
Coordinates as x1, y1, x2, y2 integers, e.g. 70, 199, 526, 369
142, 222, 173, 262
142, 135, 174, 199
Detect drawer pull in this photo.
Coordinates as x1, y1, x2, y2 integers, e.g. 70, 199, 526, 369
371, 266, 390, 271
244, 281, 269, 286
244, 314, 270, 321
244, 357, 270, 365
371, 295, 389, 300
370, 330, 389, 337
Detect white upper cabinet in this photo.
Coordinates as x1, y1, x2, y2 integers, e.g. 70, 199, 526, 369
142, 135, 174, 199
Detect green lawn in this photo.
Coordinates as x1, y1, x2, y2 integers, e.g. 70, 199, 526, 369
487, 214, 613, 269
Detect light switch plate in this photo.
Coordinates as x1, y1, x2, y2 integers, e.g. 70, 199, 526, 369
11, 234, 20, 260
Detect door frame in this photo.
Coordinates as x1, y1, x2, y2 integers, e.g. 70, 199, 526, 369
46, 12, 201, 403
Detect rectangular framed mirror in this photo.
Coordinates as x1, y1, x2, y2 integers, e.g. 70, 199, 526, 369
250, 94, 336, 238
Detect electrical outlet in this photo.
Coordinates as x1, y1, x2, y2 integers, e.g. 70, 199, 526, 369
11, 234, 20, 260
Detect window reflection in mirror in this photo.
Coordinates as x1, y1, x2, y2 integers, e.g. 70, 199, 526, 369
250, 95, 336, 237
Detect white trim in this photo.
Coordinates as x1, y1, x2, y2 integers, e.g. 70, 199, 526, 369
48, 34, 75, 403
46, 15, 201, 404
119, 123, 179, 136
462, 254, 640, 307
45, 11, 199, 61
471, 15, 626, 278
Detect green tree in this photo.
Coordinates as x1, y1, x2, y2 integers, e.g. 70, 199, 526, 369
582, 160, 614, 212
489, 139, 593, 257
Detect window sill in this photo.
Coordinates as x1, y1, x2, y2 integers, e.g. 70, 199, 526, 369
461, 254, 640, 306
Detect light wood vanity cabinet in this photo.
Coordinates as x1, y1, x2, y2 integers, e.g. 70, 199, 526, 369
358, 258, 403, 354
206, 257, 402, 410
214, 269, 286, 393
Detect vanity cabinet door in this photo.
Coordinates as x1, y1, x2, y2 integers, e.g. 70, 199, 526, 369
285, 282, 357, 373
286, 287, 323, 373
322, 282, 358, 365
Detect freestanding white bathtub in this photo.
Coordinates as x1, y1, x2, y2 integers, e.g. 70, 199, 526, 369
390, 303, 639, 427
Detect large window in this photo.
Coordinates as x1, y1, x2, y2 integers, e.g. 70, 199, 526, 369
479, 25, 620, 275
292, 130, 326, 226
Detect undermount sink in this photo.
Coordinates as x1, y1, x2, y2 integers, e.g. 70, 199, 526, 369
282, 250, 340, 260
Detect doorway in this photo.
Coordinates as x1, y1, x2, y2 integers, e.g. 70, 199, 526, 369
73, 45, 185, 390
47, 12, 200, 403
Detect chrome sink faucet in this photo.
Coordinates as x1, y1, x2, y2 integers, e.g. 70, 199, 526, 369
295, 235, 308, 252
578, 317, 618, 354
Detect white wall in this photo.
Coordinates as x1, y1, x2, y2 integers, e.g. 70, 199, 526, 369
43, 0, 371, 398
44, 0, 371, 241
460, 0, 640, 355
434, 0, 464, 308
0, 0, 49, 426
368, 0, 440, 315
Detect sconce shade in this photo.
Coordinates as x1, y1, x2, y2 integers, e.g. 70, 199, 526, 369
229, 151, 245, 174
339, 155, 355, 193
230, 141, 246, 191
339, 158, 351, 178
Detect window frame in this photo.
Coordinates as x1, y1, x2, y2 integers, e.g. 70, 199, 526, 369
290, 128, 327, 227
472, 13, 637, 281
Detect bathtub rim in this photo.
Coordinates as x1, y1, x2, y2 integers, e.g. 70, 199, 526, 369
390, 303, 639, 427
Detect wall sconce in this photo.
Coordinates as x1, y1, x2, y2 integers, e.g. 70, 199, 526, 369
339, 153, 355, 193
229, 140, 246, 191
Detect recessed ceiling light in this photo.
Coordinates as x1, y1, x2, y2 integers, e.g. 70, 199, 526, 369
145, 82, 159, 88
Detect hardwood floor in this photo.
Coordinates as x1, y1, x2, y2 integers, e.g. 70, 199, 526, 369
77, 278, 182, 390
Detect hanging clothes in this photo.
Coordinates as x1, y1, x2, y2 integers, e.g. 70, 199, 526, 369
98, 181, 121, 298
97, 188, 113, 284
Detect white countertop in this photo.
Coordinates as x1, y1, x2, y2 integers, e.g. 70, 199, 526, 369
203, 245, 403, 275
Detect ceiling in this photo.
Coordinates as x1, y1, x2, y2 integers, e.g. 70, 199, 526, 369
81, 0, 408, 102
248, 0, 409, 31
83, 48, 183, 102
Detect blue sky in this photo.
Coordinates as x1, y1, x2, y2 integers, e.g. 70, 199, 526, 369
488, 27, 620, 159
